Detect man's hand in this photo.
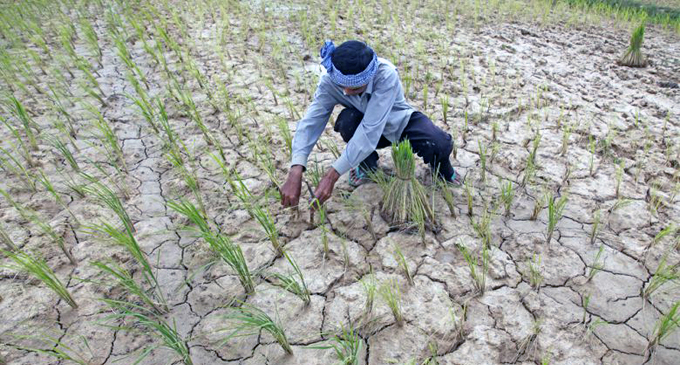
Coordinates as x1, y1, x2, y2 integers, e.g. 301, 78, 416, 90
281, 165, 304, 207
312, 168, 340, 210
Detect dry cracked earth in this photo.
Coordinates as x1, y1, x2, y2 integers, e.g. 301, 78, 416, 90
0, 1, 679, 364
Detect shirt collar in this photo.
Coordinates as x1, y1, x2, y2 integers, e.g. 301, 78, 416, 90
364, 58, 381, 95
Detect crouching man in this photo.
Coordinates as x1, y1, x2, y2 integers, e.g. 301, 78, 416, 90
280, 40, 462, 208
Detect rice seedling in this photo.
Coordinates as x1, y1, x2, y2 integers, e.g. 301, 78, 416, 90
436, 177, 457, 218
223, 302, 293, 355
464, 178, 474, 216
546, 193, 568, 243
82, 177, 135, 234
381, 140, 435, 228
615, 161, 624, 198
9, 96, 39, 150
0, 145, 37, 190
93, 260, 167, 314
86, 105, 127, 173
526, 254, 543, 290
276, 117, 292, 158
478, 141, 488, 183
653, 224, 677, 247
587, 245, 605, 282
379, 278, 404, 326
588, 135, 596, 177
530, 189, 549, 221
609, 197, 632, 213
590, 209, 601, 244
619, 23, 646, 67
100, 299, 193, 364
85, 220, 166, 298
458, 242, 489, 295
472, 202, 494, 247
165, 146, 206, 217
643, 252, 679, 299
586, 318, 608, 340
79, 17, 102, 65
440, 94, 450, 126
0, 223, 17, 251
361, 271, 377, 315
581, 293, 591, 324
8, 331, 93, 365
1, 115, 36, 168
342, 194, 377, 241
499, 178, 515, 217
515, 319, 542, 362
51, 138, 79, 172
561, 123, 572, 156
646, 301, 680, 354
267, 250, 310, 305
1, 249, 77, 309
448, 302, 468, 344
309, 323, 363, 365
168, 199, 255, 293
393, 242, 414, 286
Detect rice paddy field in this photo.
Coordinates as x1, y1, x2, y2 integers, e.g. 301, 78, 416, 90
1, 0, 679, 364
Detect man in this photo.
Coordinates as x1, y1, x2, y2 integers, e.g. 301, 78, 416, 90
280, 40, 462, 208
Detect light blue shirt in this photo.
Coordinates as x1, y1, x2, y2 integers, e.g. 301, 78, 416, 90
291, 57, 415, 175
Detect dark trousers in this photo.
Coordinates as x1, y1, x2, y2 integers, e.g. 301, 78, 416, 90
333, 108, 455, 180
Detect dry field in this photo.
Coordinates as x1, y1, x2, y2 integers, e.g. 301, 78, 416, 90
0, 0, 679, 364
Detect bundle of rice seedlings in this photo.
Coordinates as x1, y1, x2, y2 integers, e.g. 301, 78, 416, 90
1, 249, 77, 309
619, 24, 647, 67
382, 140, 435, 229
223, 302, 293, 355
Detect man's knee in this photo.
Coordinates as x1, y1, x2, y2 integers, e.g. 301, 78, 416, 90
334, 108, 364, 142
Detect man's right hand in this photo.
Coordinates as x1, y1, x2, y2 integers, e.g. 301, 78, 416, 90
280, 165, 304, 207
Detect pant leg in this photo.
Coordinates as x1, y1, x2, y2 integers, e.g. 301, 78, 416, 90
400, 111, 455, 180
334, 107, 390, 171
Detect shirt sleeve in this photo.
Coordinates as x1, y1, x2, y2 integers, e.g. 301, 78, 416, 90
332, 69, 399, 175
290, 77, 337, 169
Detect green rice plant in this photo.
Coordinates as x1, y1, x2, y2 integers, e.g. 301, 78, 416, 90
379, 278, 404, 326
1, 116, 36, 168
0, 145, 37, 190
526, 254, 543, 290
586, 318, 608, 340
8, 330, 93, 365
619, 23, 646, 67
86, 221, 164, 298
590, 209, 601, 245
100, 299, 193, 364
609, 197, 632, 213
546, 194, 568, 243
9, 96, 39, 150
1, 249, 77, 309
80, 17, 102, 65
393, 243, 414, 286
168, 200, 255, 293
441, 94, 450, 126
361, 271, 377, 315
458, 243, 489, 295
464, 178, 474, 216
643, 252, 679, 299
224, 302, 293, 355
22, 208, 77, 266
587, 245, 605, 282
561, 123, 572, 156
499, 178, 514, 217
528, 130, 541, 167
582, 293, 591, 324
588, 135, 596, 177
653, 223, 677, 246
82, 177, 134, 234
165, 147, 206, 217
381, 140, 435, 228
646, 301, 680, 354
93, 260, 167, 314
0, 223, 17, 251
615, 161, 624, 197
478, 141, 487, 183
267, 250, 310, 305
86, 105, 127, 173
436, 178, 457, 218
309, 323, 363, 365
530, 189, 549, 221
448, 302, 468, 343
472, 202, 494, 247
35, 170, 74, 219
51, 138, 79, 172
276, 117, 292, 158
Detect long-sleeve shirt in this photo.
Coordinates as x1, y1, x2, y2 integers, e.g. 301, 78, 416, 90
290, 57, 415, 175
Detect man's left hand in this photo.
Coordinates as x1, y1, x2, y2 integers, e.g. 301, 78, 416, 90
312, 168, 340, 210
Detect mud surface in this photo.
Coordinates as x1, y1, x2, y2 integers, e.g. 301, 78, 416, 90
0, 0, 679, 364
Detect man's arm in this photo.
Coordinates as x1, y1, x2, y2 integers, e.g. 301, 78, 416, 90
281, 77, 337, 207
